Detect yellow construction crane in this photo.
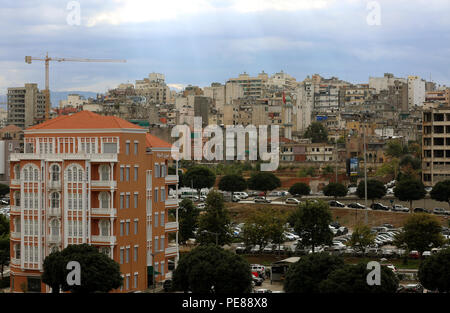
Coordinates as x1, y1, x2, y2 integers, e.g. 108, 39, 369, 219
25, 52, 126, 121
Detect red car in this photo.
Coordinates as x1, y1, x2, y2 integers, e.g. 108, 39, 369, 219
409, 250, 420, 259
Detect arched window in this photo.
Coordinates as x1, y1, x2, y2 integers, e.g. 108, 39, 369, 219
100, 192, 110, 209
24, 169, 28, 181
50, 219, 60, 236
51, 165, 60, 182
14, 164, 20, 179
68, 169, 72, 181
100, 165, 110, 181
14, 191, 20, 206
99, 246, 111, 256
99, 220, 110, 236
50, 192, 60, 209
66, 165, 84, 182
14, 217, 21, 232
34, 169, 39, 181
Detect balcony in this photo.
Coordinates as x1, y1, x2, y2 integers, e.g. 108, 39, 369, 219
165, 175, 179, 184
91, 235, 116, 244
48, 235, 61, 244
11, 231, 21, 239
10, 153, 118, 163
165, 245, 179, 257
48, 180, 61, 190
11, 258, 20, 266
91, 207, 117, 216
90, 180, 117, 189
10, 206, 21, 214
165, 198, 179, 208
10, 179, 20, 186
165, 221, 179, 232
47, 207, 61, 217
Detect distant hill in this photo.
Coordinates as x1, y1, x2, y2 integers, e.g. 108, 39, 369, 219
0, 91, 100, 109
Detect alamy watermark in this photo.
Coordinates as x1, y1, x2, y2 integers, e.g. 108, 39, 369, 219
66, 261, 81, 286
171, 117, 280, 171
366, 1, 381, 26
366, 261, 381, 286
66, 1, 81, 26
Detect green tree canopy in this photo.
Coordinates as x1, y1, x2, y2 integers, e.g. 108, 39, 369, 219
289, 200, 333, 253
348, 224, 375, 254
247, 172, 281, 197
182, 166, 216, 197
399, 154, 421, 170
197, 191, 231, 246
385, 140, 405, 158
288, 182, 310, 197
0, 184, 9, 198
356, 179, 386, 203
319, 263, 399, 293
242, 207, 287, 252
218, 174, 247, 196
0, 234, 10, 279
42, 244, 123, 293
303, 122, 328, 143
430, 180, 450, 208
322, 182, 348, 199
393, 178, 426, 212
172, 245, 252, 293
419, 248, 450, 292
178, 199, 200, 244
284, 252, 344, 293
394, 213, 444, 254
0, 214, 9, 236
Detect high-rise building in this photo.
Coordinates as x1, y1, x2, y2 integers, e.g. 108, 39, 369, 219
408, 76, 426, 108
9, 111, 179, 293
7, 83, 46, 129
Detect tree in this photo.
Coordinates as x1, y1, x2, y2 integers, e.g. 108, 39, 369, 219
322, 182, 348, 199
241, 207, 287, 252
42, 244, 123, 293
385, 140, 404, 158
348, 224, 375, 254
322, 165, 334, 175
218, 174, 247, 198
182, 166, 216, 198
284, 252, 344, 293
419, 248, 450, 292
289, 200, 333, 253
197, 191, 231, 246
247, 172, 281, 198
430, 180, 450, 209
178, 199, 200, 244
0, 184, 9, 198
319, 263, 399, 293
172, 245, 252, 293
393, 213, 444, 255
288, 182, 310, 198
0, 234, 9, 280
394, 178, 426, 212
399, 154, 421, 171
303, 122, 328, 143
0, 214, 8, 238
356, 179, 386, 204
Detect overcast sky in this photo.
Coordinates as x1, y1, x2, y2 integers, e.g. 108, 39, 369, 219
1, 0, 450, 94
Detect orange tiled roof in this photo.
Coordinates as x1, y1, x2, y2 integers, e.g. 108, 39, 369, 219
27, 110, 143, 130
145, 133, 172, 149
0, 125, 22, 132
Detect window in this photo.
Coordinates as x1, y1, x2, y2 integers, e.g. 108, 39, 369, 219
50, 219, 60, 236
161, 164, 165, 177
161, 188, 165, 202
134, 220, 138, 234
126, 248, 130, 263
154, 213, 158, 228
100, 192, 110, 209
160, 212, 164, 227
14, 164, 20, 179
100, 165, 110, 181
154, 164, 160, 178
126, 194, 130, 209
134, 193, 138, 208
100, 220, 110, 236
120, 194, 124, 209
161, 262, 165, 276
134, 166, 138, 181
126, 276, 130, 290
51, 164, 60, 181
125, 142, 130, 155
126, 167, 130, 181
14, 244, 20, 259
120, 248, 124, 264
134, 142, 138, 155
50, 192, 60, 209
126, 222, 130, 235
103, 142, 117, 153
154, 238, 159, 252
160, 237, 164, 251
120, 222, 124, 236
154, 188, 158, 202
120, 167, 124, 181
134, 246, 138, 262
134, 273, 138, 288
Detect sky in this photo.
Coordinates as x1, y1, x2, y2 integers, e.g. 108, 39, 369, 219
1, 0, 450, 94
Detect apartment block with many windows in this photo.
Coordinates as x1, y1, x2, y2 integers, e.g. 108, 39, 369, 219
9, 110, 179, 292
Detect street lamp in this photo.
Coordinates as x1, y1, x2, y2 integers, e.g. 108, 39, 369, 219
201, 230, 219, 245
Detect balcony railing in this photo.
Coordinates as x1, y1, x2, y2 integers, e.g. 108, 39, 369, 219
10, 153, 118, 162
48, 180, 61, 190
10, 206, 21, 214
165, 222, 179, 232
91, 207, 117, 216
165, 245, 179, 256
165, 175, 179, 184
91, 180, 117, 189
48, 235, 61, 244
11, 258, 20, 266
92, 235, 116, 244
11, 231, 21, 239
47, 207, 61, 217
11, 179, 20, 186
165, 198, 179, 208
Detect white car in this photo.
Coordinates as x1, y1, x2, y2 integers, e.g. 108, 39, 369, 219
392, 204, 409, 212
234, 192, 248, 199
196, 203, 206, 209
285, 198, 300, 205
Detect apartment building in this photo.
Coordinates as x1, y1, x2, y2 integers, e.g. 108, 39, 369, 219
227, 71, 268, 99
8, 110, 179, 293
7, 83, 46, 129
422, 103, 450, 186
408, 76, 426, 108
135, 73, 170, 104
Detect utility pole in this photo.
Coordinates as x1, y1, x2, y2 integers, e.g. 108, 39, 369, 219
363, 121, 368, 225
335, 135, 338, 183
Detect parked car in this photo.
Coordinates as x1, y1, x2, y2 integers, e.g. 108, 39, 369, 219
422, 251, 432, 258
254, 289, 272, 293
433, 207, 449, 215
232, 195, 241, 202
371, 203, 390, 211
196, 203, 206, 209
348, 203, 366, 209
413, 207, 430, 214
234, 192, 248, 199
397, 284, 423, 293
254, 197, 271, 203
392, 204, 409, 212
409, 250, 420, 259
285, 198, 300, 205
329, 200, 345, 208
252, 275, 263, 286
